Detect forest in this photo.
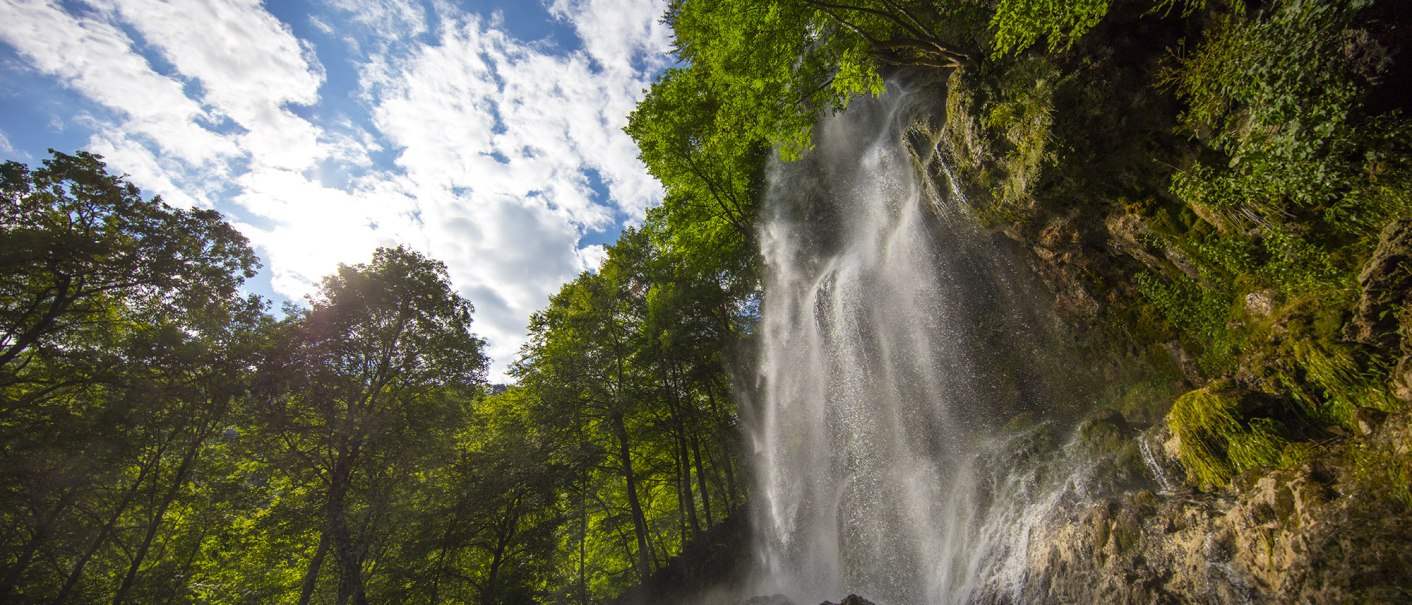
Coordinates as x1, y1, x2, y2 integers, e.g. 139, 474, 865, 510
4, 0, 1412, 603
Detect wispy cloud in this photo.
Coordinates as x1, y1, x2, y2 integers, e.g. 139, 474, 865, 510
0, 0, 238, 168
0, 0, 670, 380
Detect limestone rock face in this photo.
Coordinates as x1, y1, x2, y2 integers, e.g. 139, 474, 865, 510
1349, 218, 1412, 350
1015, 414, 1412, 604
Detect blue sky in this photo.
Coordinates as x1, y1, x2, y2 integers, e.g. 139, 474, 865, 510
0, 0, 673, 380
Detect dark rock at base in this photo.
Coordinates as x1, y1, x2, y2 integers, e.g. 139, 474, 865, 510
612, 513, 752, 605
819, 595, 876, 605
740, 595, 794, 605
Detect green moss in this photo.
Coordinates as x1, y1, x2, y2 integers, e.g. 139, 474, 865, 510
1096, 372, 1184, 423
941, 57, 1068, 225
1167, 387, 1299, 489
1284, 342, 1399, 427
1134, 271, 1240, 373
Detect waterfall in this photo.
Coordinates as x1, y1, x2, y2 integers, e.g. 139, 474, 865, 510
748, 84, 1084, 604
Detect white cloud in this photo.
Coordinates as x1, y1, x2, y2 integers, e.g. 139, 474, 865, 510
92, 0, 338, 172
0, 0, 672, 381
234, 168, 420, 298
87, 129, 206, 209
549, 0, 673, 75
0, 0, 238, 165
327, 0, 427, 42
0, 130, 15, 156
359, 4, 670, 378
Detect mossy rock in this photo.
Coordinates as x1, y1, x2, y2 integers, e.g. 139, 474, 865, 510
1166, 385, 1308, 490
1074, 408, 1134, 454
1072, 408, 1152, 491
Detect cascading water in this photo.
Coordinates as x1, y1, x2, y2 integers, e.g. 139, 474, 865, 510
748, 84, 1096, 604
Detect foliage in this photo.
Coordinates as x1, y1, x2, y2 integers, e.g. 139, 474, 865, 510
0, 150, 257, 380
659, 0, 981, 161
0, 153, 541, 603
1134, 271, 1237, 371
626, 65, 765, 278
253, 246, 487, 604
1122, 0, 1410, 447
1166, 0, 1410, 260
990, 0, 1112, 56
5, 0, 1412, 597
0, 151, 265, 603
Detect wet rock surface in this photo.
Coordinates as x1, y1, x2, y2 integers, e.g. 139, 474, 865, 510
1015, 413, 1412, 604
736, 594, 876, 605
819, 596, 876, 605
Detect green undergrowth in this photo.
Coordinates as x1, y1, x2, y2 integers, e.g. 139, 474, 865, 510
1019, 0, 1408, 495
936, 0, 1412, 494
1142, 0, 1412, 337
941, 56, 1066, 225
1167, 386, 1314, 490
1280, 341, 1400, 427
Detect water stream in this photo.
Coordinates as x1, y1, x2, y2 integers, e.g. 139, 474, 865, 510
748, 84, 1090, 604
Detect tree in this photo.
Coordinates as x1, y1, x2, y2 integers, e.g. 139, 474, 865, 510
0, 150, 257, 381
255, 246, 487, 605
662, 0, 980, 158
517, 257, 656, 588
0, 151, 260, 602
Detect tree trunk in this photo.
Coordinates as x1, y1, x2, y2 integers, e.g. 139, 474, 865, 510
664, 371, 700, 537
113, 436, 202, 604
705, 388, 741, 509
483, 493, 523, 605
577, 474, 588, 605
298, 527, 331, 605
427, 498, 464, 605
610, 412, 652, 584
689, 427, 714, 529
57, 461, 153, 601
162, 524, 209, 605
327, 453, 368, 605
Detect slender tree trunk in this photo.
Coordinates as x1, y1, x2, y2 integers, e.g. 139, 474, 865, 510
681, 374, 714, 528
678, 435, 700, 535
664, 371, 700, 537
299, 525, 331, 605
689, 427, 714, 529
674, 450, 688, 544
483, 493, 523, 605
704, 388, 741, 509
327, 453, 368, 605
113, 436, 202, 604
428, 498, 464, 605
722, 448, 740, 510
162, 524, 209, 605
610, 412, 652, 584
577, 474, 588, 605
57, 461, 153, 601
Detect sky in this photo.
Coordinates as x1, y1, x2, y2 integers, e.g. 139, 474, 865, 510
0, 0, 674, 381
